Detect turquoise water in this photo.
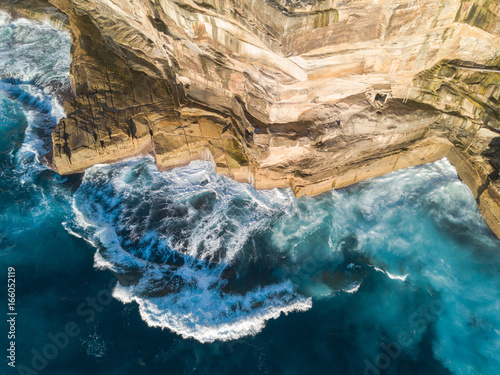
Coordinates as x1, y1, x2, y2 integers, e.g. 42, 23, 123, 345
1, 13, 499, 375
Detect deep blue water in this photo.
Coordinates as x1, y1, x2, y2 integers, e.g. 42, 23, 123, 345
1, 12, 499, 375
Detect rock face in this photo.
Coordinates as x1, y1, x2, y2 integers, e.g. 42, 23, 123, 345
7, 0, 500, 237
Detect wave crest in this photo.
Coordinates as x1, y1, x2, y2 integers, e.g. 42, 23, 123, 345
69, 158, 311, 342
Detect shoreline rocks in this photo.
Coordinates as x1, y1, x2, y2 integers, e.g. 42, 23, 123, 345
4, 0, 500, 238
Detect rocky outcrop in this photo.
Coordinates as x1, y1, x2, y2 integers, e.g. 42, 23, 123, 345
6, 0, 500, 237
0, 0, 68, 30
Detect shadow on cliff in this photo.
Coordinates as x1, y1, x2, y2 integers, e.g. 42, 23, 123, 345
484, 136, 500, 172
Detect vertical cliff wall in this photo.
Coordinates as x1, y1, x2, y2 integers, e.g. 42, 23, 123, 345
4, 0, 500, 237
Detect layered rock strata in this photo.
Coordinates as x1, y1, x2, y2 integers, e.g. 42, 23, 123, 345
0, 0, 68, 30
6, 0, 500, 237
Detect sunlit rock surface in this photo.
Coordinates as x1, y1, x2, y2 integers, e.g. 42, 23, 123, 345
4, 0, 500, 237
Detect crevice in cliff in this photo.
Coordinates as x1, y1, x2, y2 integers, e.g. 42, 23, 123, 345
31, 0, 500, 238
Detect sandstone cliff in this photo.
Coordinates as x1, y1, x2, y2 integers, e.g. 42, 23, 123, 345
5, 0, 500, 238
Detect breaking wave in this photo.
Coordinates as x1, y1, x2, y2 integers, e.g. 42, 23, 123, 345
3, 12, 500, 374
67, 159, 311, 342
0, 11, 69, 179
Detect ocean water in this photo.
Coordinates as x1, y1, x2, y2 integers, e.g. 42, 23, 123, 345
1, 12, 500, 375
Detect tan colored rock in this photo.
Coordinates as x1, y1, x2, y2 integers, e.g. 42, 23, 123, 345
480, 182, 500, 238
0, 0, 68, 30
8, 0, 500, 237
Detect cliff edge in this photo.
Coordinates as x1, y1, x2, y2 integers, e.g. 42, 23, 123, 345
5, 0, 500, 237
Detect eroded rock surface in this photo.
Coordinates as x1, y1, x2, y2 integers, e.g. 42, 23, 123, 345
0, 0, 68, 30
6, 0, 500, 237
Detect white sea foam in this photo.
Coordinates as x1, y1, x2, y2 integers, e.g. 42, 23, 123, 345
0, 11, 11, 26
75, 159, 293, 264
0, 16, 70, 182
82, 329, 107, 358
66, 153, 500, 375
4, 11, 499, 374
385, 271, 408, 281
113, 281, 312, 343
343, 281, 362, 294
0, 17, 70, 89
70, 159, 311, 342
372, 266, 408, 282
